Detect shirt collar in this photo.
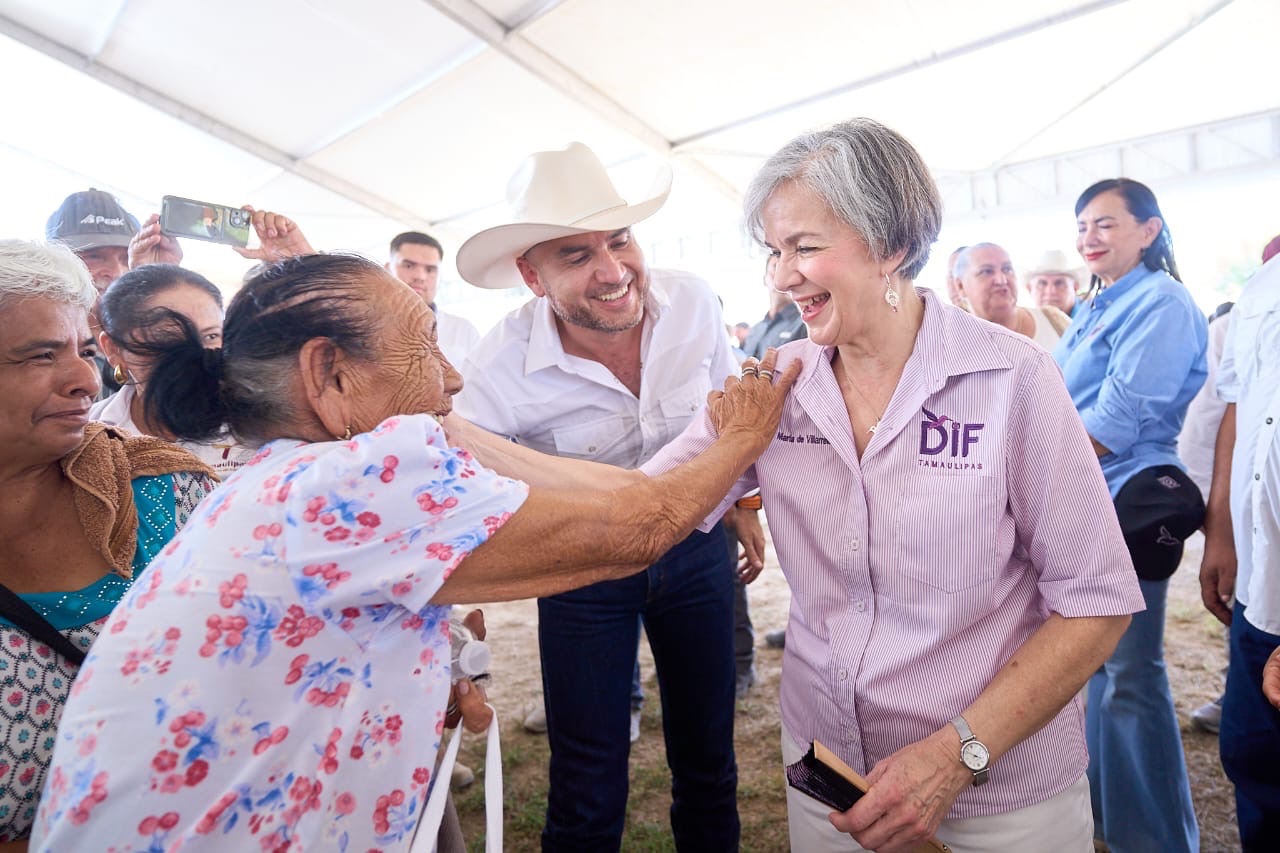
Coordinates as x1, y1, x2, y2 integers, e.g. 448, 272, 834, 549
1090, 264, 1151, 309
793, 288, 1012, 396
913, 288, 1013, 389
522, 276, 668, 376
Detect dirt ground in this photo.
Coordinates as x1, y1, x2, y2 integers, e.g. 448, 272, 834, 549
454, 529, 1240, 852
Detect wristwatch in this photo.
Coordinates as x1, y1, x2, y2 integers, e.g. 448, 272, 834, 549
950, 715, 990, 787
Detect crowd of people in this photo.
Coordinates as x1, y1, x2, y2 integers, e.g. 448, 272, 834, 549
0, 116, 1276, 853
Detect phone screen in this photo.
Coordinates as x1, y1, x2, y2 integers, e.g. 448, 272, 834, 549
160, 196, 251, 247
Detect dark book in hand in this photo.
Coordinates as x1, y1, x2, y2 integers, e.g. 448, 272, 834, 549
784, 740, 952, 853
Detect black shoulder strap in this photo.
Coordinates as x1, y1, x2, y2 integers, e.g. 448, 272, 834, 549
0, 582, 88, 666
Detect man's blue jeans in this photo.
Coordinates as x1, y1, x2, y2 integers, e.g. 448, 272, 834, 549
538, 523, 739, 852
1086, 577, 1199, 853
1221, 601, 1280, 852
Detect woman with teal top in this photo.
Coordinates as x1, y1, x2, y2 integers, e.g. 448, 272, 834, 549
0, 240, 213, 847
1053, 179, 1207, 853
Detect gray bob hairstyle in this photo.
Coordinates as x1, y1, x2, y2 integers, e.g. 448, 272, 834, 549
0, 239, 97, 313
743, 118, 943, 281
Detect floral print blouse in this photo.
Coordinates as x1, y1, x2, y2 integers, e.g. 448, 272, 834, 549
33, 415, 528, 852
0, 471, 212, 841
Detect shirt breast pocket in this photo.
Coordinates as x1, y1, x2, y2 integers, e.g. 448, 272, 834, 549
891, 474, 1004, 593
658, 377, 712, 435
551, 414, 630, 462
1239, 305, 1280, 385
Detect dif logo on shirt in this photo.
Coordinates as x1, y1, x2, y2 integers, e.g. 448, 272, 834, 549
919, 407, 984, 458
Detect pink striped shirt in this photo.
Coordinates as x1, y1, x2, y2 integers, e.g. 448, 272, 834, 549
642, 289, 1143, 818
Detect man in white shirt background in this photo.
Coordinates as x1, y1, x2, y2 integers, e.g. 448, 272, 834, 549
1200, 244, 1280, 851
386, 231, 481, 366
453, 142, 747, 851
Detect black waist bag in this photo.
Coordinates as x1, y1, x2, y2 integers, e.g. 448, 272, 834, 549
1113, 465, 1205, 582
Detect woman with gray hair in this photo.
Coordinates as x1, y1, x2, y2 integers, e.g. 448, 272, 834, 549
0, 240, 214, 848
627, 119, 1145, 851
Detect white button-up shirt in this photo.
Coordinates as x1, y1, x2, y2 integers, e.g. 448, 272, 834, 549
1178, 312, 1232, 499
1217, 255, 1280, 634
455, 268, 738, 468
436, 307, 482, 368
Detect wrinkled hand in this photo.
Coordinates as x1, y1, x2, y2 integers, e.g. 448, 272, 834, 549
234, 206, 315, 262
707, 348, 801, 453
1264, 646, 1280, 710
830, 729, 968, 853
735, 507, 766, 583
444, 609, 493, 734
129, 214, 184, 268
1199, 530, 1237, 626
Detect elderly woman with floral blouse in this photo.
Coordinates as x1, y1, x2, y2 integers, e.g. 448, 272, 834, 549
32, 253, 794, 852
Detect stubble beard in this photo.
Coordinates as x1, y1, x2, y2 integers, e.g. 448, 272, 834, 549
545, 285, 646, 334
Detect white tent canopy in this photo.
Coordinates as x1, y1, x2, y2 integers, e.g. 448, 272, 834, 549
2, 0, 1278, 326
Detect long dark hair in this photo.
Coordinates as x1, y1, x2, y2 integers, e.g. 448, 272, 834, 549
135, 254, 381, 445
99, 264, 222, 349
1075, 178, 1180, 295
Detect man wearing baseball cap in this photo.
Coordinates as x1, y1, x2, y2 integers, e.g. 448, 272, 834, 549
46, 189, 138, 292
45, 189, 155, 396
454, 142, 746, 850
1024, 249, 1085, 317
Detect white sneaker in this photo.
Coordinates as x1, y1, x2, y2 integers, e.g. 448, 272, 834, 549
630, 708, 642, 744
1191, 697, 1223, 734
450, 761, 475, 790
523, 703, 547, 734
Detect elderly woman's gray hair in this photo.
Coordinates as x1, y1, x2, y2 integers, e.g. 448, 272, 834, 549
743, 118, 943, 281
0, 239, 97, 312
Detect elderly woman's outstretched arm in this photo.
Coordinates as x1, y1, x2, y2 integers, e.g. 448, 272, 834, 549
431, 349, 798, 604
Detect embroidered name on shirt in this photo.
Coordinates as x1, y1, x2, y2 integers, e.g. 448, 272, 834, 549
918, 407, 985, 469
776, 432, 830, 445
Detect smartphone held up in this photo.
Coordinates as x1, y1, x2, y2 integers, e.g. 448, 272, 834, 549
160, 195, 251, 248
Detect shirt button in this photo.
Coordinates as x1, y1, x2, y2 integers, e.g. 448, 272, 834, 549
850, 538, 860, 551
1256, 473, 1262, 481
838, 668, 849, 681
1268, 417, 1274, 425
587, 445, 597, 453
855, 600, 866, 612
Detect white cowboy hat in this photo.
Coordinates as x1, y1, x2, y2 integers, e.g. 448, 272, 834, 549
456, 142, 672, 290
1024, 249, 1086, 284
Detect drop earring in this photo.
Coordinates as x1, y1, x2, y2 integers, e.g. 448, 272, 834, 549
113, 364, 127, 384
883, 274, 900, 313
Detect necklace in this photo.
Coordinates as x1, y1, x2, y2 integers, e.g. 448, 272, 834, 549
836, 364, 888, 435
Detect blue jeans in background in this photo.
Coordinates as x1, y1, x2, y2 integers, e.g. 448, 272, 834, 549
1220, 601, 1280, 852
537, 523, 738, 852
1086, 577, 1198, 853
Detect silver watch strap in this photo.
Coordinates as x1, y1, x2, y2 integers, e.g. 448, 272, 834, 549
950, 715, 974, 742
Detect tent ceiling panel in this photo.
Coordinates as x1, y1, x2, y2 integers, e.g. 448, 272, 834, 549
86, 0, 486, 157
665, 0, 1263, 174
0, 0, 128, 57
1008, 0, 1280, 163
521, 0, 1119, 142
303, 49, 652, 223
0, 37, 281, 206
1, 0, 1277, 262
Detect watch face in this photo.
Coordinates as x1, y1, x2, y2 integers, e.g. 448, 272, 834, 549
961, 741, 990, 771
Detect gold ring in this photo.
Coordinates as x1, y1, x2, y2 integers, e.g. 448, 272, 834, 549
741, 367, 760, 377
758, 369, 774, 380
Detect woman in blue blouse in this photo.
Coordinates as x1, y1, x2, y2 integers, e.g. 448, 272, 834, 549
1054, 179, 1207, 853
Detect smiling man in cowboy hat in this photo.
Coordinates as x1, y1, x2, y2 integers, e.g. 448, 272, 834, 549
454, 142, 745, 850
1024, 249, 1085, 317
